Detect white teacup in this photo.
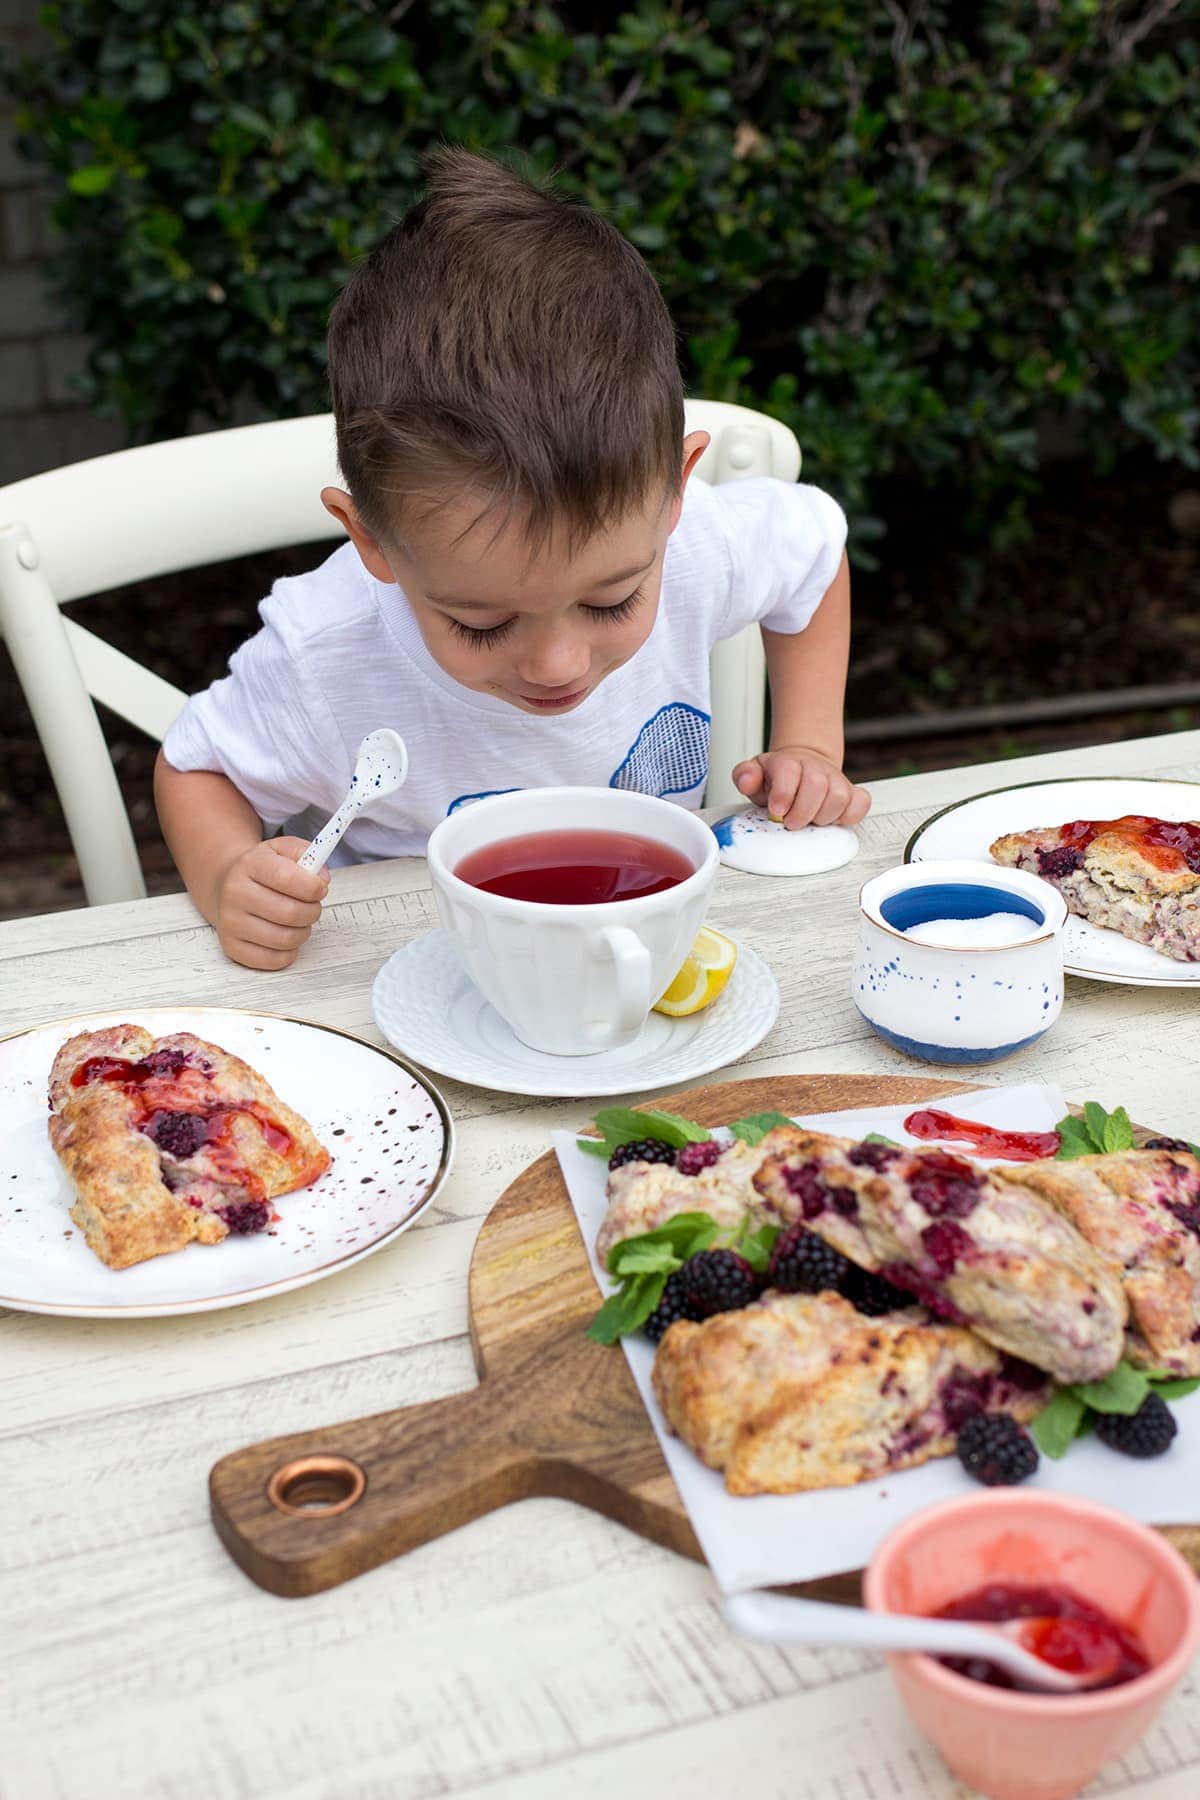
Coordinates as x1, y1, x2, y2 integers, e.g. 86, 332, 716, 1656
426, 787, 718, 1056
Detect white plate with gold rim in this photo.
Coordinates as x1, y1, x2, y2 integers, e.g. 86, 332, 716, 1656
906, 775, 1200, 987
0, 1008, 453, 1318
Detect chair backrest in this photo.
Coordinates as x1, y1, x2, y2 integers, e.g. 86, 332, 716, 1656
0, 400, 798, 905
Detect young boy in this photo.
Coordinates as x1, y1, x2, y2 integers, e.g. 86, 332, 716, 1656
156, 149, 870, 970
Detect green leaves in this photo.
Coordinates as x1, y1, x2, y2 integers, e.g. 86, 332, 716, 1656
728, 1111, 793, 1147
1031, 1360, 1197, 1459
587, 1210, 780, 1345
576, 1105, 711, 1159
5, 0, 1199, 506
1055, 1103, 1135, 1159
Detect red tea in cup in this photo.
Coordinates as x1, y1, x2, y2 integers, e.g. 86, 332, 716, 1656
454, 829, 695, 905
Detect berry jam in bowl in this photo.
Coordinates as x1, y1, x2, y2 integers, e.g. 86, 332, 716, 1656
855, 859, 1067, 1064
864, 1490, 1200, 1800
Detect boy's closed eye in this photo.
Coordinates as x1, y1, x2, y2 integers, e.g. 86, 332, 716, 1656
443, 585, 647, 649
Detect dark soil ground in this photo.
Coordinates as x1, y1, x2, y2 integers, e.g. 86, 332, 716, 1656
3, 456, 1198, 920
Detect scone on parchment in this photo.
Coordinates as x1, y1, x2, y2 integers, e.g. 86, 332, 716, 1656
595, 1138, 768, 1265
753, 1130, 1127, 1385
999, 1149, 1200, 1376
652, 1290, 1050, 1496
48, 1025, 330, 1270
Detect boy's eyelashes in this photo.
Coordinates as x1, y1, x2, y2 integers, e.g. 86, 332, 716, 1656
442, 586, 646, 650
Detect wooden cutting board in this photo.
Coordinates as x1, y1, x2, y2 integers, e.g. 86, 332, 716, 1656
208, 1073, 1200, 1598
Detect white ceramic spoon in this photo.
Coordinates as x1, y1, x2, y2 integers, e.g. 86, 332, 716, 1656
299, 729, 409, 874
726, 1590, 1119, 1695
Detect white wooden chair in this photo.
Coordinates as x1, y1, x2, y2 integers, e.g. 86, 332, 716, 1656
0, 400, 800, 906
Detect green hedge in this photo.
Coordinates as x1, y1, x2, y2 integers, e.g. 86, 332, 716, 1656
8, 0, 1200, 547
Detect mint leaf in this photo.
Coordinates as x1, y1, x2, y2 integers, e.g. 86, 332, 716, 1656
587, 1272, 667, 1345
576, 1134, 612, 1157
1072, 1361, 1151, 1416
728, 1111, 793, 1147
1055, 1115, 1097, 1160
864, 1131, 902, 1148
607, 1244, 680, 1277
605, 1212, 717, 1275
1032, 1389, 1087, 1459
1083, 1101, 1110, 1151
593, 1105, 710, 1147
1149, 1376, 1200, 1401
734, 1221, 781, 1276
1103, 1106, 1135, 1153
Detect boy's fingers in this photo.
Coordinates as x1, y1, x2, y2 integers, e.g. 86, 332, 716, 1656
250, 889, 324, 930
781, 763, 830, 827
733, 760, 764, 796
221, 936, 299, 972
237, 915, 314, 954
253, 849, 329, 903
842, 785, 872, 825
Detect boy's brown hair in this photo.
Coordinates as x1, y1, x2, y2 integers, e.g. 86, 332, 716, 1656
327, 148, 683, 547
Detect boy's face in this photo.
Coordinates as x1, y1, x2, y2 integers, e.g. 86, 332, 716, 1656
324, 433, 707, 716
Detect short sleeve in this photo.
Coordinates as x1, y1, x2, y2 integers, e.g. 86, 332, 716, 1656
711, 479, 847, 639
161, 610, 343, 831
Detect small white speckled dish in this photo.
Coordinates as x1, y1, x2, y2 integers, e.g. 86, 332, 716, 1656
854, 860, 1067, 1064
711, 804, 859, 876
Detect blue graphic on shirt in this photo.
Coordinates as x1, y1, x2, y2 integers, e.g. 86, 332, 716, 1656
447, 788, 520, 814
609, 703, 711, 799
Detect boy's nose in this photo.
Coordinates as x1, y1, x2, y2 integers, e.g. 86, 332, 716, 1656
514, 630, 590, 691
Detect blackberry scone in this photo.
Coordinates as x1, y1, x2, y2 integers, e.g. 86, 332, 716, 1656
990, 815, 1200, 962
651, 1289, 1050, 1495
595, 1137, 772, 1266
999, 1148, 1200, 1376
49, 1025, 330, 1269
753, 1130, 1127, 1384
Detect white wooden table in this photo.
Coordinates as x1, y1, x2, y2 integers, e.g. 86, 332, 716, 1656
5, 732, 1200, 1800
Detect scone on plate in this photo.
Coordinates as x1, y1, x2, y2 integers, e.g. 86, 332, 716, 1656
48, 1025, 330, 1269
998, 1149, 1200, 1375
753, 1130, 1127, 1384
990, 815, 1200, 962
652, 1289, 1050, 1496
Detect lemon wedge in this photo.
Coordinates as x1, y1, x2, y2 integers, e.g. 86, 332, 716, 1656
653, 926, 738, 1017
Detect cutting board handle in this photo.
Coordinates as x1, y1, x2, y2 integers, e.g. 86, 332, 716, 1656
209, 1380, 538, 1597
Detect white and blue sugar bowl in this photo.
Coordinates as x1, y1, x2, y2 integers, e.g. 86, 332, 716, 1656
854, 859, 1067, 1064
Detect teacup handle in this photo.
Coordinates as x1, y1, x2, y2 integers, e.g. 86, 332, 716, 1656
594, 926, 653, 1047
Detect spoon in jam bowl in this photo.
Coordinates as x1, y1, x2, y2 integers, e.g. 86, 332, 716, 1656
725, 1591, 1124, 1695
299, 729, 409, 874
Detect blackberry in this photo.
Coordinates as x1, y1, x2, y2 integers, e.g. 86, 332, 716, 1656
218, 1199, 271, 1235
1038, 845, 1084, 881
676, 1140, 723, 1176
957, 1413, 1039, 1486
678, 1248, 760, 1317
1094, 1392, 1177, 1458
849, 1269, 914, 1316
1143, 1137, 1192, 1153
144, 1110, 209, 1159
643, 1269, 699, 1343
767, 1222, 854, 1295
608, 1136, 678, 1171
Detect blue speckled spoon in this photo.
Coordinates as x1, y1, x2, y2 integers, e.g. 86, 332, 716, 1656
299, 728, 409, 873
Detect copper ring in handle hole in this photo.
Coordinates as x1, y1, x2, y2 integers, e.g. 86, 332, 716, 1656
266, 1454, 367, 1518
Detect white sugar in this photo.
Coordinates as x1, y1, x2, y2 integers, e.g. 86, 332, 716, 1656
903, 911, 1041, 947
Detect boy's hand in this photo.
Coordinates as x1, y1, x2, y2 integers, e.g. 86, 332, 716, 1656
732, 745, 871, 829
214, 837, 330, 971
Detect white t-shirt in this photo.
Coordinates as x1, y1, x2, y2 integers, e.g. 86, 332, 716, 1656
162, 476, 846, 859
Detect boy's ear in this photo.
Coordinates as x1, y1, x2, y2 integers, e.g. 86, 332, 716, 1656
665, 430, 710, 533
321, 487, 396, 584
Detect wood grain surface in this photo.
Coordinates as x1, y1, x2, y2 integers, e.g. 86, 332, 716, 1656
209, 1072, 1200, 1599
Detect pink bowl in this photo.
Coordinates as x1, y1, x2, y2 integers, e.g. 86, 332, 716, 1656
864, 1490, 1200, 1800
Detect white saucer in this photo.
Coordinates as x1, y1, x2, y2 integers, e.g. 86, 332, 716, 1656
372, 930, 780, 1098
711, 806, 859, 876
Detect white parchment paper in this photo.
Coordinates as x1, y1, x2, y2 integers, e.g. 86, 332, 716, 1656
553, 1081, 1200, 1593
